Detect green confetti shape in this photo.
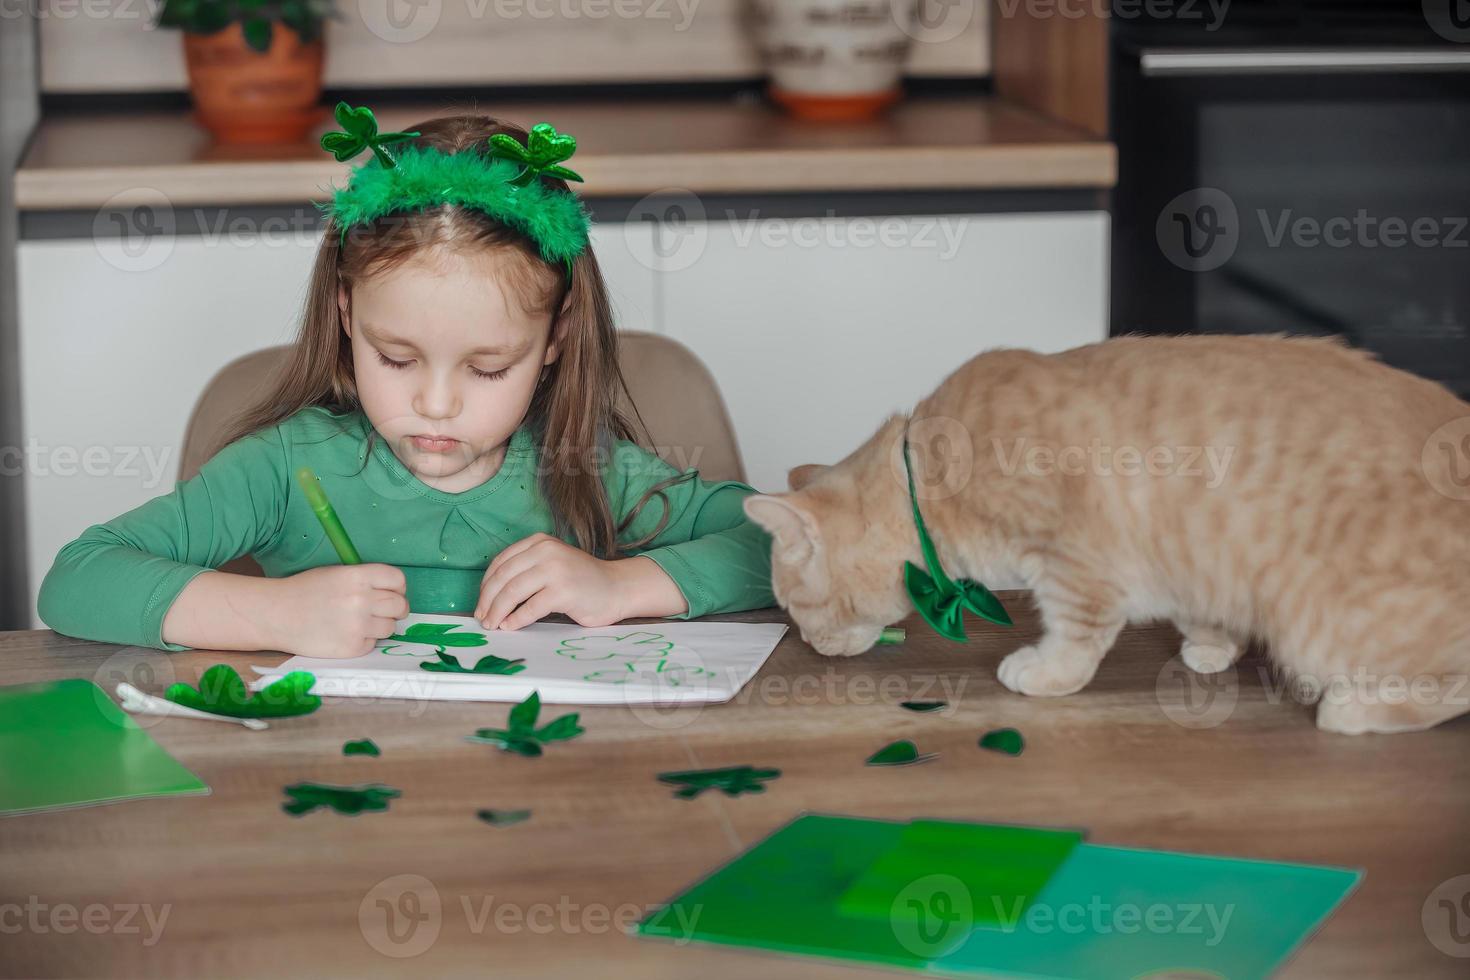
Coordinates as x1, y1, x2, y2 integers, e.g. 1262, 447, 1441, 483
466, 692, 583, 757
866, 739, 937, 767
343, 738, 380, 757
899, 700, 947, 712
281, 782, 400, 816
657, 765, 782, 800
476, 808, 532, 826
979, 728, 1025, 756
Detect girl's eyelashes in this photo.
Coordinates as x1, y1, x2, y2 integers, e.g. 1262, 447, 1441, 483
375, 350, 509, 381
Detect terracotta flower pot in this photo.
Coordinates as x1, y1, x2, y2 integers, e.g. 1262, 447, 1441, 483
182, 24, 326, 144
749, 0, 915, 122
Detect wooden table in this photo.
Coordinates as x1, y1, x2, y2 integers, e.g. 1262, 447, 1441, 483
3, 595, 1466, 978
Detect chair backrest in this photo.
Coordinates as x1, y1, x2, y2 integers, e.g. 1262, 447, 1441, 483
177, 332, 747, 576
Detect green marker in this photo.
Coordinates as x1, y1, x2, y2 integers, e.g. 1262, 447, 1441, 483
296, 466, 361, 564
876, 627, 906, 646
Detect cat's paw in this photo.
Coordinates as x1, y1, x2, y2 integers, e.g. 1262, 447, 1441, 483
1316, 696, 1469, 735
1180, 639, 1239, 675
997, 644, 1097, 697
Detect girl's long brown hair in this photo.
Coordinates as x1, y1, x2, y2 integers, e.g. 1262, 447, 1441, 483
219, 112, 691, 558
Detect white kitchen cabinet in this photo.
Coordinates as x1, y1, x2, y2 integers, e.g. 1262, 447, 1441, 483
656, 211, 1110, 492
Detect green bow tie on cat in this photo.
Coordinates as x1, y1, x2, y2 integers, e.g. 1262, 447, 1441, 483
901, 429, 1012, 641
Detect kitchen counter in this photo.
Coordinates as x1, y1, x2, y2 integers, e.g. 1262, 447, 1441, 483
14, 95, 1115, 209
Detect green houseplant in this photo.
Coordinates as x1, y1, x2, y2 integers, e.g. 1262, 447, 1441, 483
155, 0, 339, 144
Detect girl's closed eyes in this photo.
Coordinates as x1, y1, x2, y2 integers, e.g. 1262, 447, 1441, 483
372, 349, 512, 381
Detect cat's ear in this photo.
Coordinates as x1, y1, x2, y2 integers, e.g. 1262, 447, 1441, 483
787, 464, 830, 491
743, 494, 820, 565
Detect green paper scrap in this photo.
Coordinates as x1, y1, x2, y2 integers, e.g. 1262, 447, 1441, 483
877, 627, 907, 646
343, 738, 380, 757
0, 679, 210, 816
979, 728, 1024, 756
420, 651, 526, 675
867, 740, 936, 767
658, 765, 781, 800
281, 782, 401, 816
477, 808, 532, 826
637, 814, 1361, 979
165, 664, 320, 719
900, 701, 947, 713
837, 820, 1083, 930
390, 622, 489, 654
466, 692, 583, 757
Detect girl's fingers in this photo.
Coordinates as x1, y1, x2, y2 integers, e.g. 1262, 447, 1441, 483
474, 550, 540, 620
481, 568, 547, 630
372, 589, 410, 619
484, 533, 551, 580
367, 615, 398, 639
498, 589, 559, 632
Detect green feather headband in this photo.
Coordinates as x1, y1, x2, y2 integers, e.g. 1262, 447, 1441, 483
315, 102, 591, 272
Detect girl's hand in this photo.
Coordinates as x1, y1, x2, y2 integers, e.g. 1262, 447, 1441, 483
270, 564, 409, 658
474, 533, 687, 630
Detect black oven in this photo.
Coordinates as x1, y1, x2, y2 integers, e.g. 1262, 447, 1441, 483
1110, 2, 1470, 398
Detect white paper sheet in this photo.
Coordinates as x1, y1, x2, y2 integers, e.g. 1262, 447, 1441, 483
250, 614, 787, 704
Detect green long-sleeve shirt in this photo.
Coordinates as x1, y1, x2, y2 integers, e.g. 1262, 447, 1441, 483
37, 406, 775, 651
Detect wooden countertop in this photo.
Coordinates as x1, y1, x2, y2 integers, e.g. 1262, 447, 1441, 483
2, 597, 1465, 977
14, 96, 1116, 210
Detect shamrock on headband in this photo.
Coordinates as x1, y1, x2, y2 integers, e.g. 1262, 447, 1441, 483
487, 123, 584, 187
320, 101, 421, 169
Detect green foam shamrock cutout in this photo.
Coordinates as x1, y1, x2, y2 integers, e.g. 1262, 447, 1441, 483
390, 622, 490, 655
320, 101, 421, 168
282, 782, 400, 816
902, 431, 1012, 641
476, 808, 532, 826
866, 739, 937, 767
420, 651, 526, 675
979, 728, 1025, 756
487, 123, 583, 186
343, 738, 380, 757
657, 765, 782, 800
165, 664, 320, 719
466, 692, 583, 757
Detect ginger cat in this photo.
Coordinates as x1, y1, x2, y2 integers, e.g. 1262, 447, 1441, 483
744, 335, 1470, 734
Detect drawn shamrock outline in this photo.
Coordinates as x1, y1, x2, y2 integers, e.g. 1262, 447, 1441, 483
554, 631, 712, 686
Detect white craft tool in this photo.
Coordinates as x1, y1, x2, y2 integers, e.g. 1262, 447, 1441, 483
115, 682, 269, 730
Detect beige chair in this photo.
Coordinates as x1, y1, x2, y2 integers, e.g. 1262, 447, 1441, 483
178, 331, 747, 577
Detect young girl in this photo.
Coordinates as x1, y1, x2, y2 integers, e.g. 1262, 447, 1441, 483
37, 106, 775, 658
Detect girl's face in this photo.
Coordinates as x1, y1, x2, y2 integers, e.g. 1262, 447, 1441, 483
339, 246, 560, 494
